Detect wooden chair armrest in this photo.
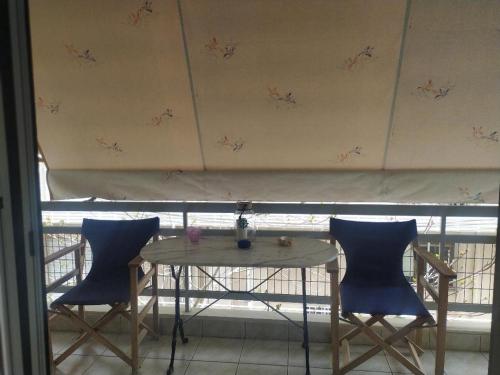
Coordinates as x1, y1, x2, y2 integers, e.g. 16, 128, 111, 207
44, 243, 83, 265
129, 255, 145, 268
326, 255, 339, 274
46, 269, 79, 293
413, 245, 457, 278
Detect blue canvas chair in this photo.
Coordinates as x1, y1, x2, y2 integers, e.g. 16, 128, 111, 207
45, 217, 160, 372
328, 218, 456, 375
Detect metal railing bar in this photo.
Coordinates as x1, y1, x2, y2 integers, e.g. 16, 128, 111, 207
41, 201, 497, 217
183, 292, 231, 324
440, 215, 447, 261
244, 291, 304, 329
50, 286, 493, 313
183, 211, 190, 312
249, 268, 284, 293
42, 226, 496, 244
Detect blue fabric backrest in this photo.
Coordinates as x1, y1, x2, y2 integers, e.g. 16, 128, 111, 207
82, 217, 159, 281
330, 218, 417, 287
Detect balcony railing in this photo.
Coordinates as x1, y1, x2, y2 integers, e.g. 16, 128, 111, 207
42, 201, 497, 314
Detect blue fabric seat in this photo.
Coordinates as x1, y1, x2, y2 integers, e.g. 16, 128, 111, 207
52, 217, 159, 307
330, 218, 430, 318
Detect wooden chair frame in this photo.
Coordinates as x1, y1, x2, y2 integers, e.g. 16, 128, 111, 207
328, 237, 457, 375
44, 233, 160, 373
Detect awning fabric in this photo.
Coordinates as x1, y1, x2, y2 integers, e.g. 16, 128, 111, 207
48, 170, 499, 204
30, 0, 500, 203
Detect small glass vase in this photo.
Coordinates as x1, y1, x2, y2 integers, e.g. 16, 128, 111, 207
234, 201, 256, 241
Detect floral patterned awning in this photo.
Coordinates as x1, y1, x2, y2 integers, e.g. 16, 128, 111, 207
30, 0, 499, 202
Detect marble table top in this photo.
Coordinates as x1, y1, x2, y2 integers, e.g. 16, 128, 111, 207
140, 236, 337, 268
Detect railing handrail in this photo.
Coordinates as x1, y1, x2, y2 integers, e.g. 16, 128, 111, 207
41, 201, 498, 217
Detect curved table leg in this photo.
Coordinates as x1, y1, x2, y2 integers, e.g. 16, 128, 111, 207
167, 266, 188, 375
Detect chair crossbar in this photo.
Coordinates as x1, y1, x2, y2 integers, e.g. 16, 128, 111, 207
54, 303, 126, 365
340, 315, 383, 342
341, 314, 431, 375
56, 304, 132, 366
341, 340, 351, 365
138, 327, 148, 346
119, 307, 159, 339
408, 341, 424, 371
138, 267, 156, 294
378, 317, 424, 355
348, 314, 424, 375
139, 295, 157, 324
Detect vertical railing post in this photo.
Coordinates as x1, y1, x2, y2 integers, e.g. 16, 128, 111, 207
183, 211, 190, 312
439, 215, 447, 262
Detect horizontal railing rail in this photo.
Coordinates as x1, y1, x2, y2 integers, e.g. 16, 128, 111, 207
41, 201, 497, 217
51, 285, 489, 314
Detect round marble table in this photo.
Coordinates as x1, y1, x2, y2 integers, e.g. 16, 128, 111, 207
141, 235, 337, 375
141, 235, 337, 268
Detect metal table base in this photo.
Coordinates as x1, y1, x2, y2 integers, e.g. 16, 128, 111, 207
166, 265, 311, 375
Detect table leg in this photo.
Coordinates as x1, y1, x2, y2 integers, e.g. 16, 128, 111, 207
167, 266, 188, 375
301, 268, 311, 375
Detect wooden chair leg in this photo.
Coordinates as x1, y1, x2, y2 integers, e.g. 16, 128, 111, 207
435, 274, 449, 375
78, 305, 85, 321
130, 267, 139, 371
76, 237, 86, 333
415, 255, 425, 349
152, 263, 160, 337
329, 259, 340, 375
47, 327, 54, 374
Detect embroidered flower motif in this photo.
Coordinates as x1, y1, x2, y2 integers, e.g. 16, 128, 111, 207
205, 37, 237, 60
458, 187, 485, 204
415, 80, 453, 100
148, 108, 174, 127
65, 44, 96, 63
128, 0, 153, 26
472, 126, 498, 142
268, 87, 296, 107
217, 136, 244, 152
96, 137, 123, 152
338, 146, 362, 162
340, 46, 375, 71
36, 97, 59, 114
163, 170, 183, 182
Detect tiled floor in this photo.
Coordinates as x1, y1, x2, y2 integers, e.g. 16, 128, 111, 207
52, 332, 489, 375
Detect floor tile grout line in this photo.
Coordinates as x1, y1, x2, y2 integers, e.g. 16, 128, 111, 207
235, 337, 246, 375
80, 355, 98, 375
189, 335, 201, 361
287, 332, 291, 369
51, 336, 491, 375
